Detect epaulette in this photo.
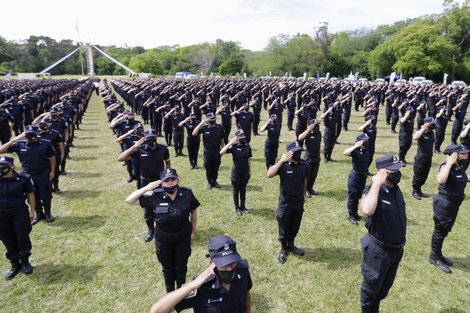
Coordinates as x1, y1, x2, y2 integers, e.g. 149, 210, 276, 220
18, 172, 31, 179
143, 188, 163, 197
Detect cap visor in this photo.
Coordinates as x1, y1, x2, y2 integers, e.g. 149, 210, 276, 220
385, 163, 404, 171
212, 253, 241, 267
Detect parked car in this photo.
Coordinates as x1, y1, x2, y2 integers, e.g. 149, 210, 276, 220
451, 80, 467, 88
409, 76, 426, 85
375, 78, 385, 85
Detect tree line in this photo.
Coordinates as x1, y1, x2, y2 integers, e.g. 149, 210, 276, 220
0, 0, 469, 82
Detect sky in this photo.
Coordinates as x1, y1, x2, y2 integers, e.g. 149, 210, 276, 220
0, 0, 456, 52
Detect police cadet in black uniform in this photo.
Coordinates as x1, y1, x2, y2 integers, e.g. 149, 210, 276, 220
429, 144, 469, 273
343, 134, 370, 225
0, 104, 15, 144
216, 103, 233, 144
165, 105, 186, 157
0, 125, 56, 225
359, 155, 406, 313
38, 119, 65, 194
126, 168, 199, 292
231, 104, 253, 144
115, 123, 145, 188
150, 235, 252, 313
411, 117, 436, 200
321, 103, 338, 164
192, 112, 226, 189
267, 141, 307, 264
0, 156, 35, 280
260, 114, 281, 169
220, 129, 252, 216
434, 105, 449, 154
398, 106, 414, 165
179, 112, 201, 169
118, 129, 171, 242
297, 118, 322, 197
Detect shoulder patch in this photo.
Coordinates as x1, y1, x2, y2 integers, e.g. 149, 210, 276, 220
143, 191, 154, 197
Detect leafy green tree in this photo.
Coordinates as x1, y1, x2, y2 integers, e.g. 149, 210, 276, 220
388, 19, 458, 79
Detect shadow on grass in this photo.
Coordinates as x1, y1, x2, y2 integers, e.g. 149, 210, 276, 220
67, 172, 103, 178
60, 189, 101, 198
315, 189, 348, 201
451, 256, 470, 272
439, 309, 467, 313
48, 215, 106, 229
32, 263, 100, 284
302, 247, 362, 269
75, 144, 100, 149
69, 156, 98, 161
251, 291, 275, 313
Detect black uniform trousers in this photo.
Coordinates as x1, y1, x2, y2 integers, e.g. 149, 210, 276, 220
264, 139, 279, 169
451, 119, 463, 144
140, 177, 158, 228
0, 205, 32, 263
323, 128, 336, 159
155, 222, 192, 292
412, 154, 432, 191
390, 114, 399, 132
29, 170, 53, 215
347, 171, 367, 215
222, 123, 231, 144
173, 130, 184, 155
276, 194, 304, 244
203, 149, 221, 184
434, 127, 446, 151
360, 234, 404, 307
186, 136, 200, 167
398, 132, 412, 162
231, 165, 250, 209
51, 153, 61, 188
304, 153, 320, 191
431, 194, 462, 256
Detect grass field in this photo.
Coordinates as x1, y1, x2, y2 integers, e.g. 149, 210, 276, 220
1, 85, 469, 313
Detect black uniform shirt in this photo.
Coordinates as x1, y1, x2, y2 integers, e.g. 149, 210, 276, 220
416, 130, 435, 155
219, 110, 232, 125
276, 160, 307, 198
0, 112, 14, 129
363, 184, 407, 246
175, 260, 252, 313
139, 186, 199, 233
5, 104, 24, 120
9, 140, 55, 174
350, 147, 370, 174
237, 112, 253, 130
0, 171, 35, 210
184, 120, 200, 136
437, 162, 467, 199
266, 124, 281, 141
304, 131, 322, 157
226, 143, 252, 167
39, 130, 64, 156
171, 113, 186, 132
198, 124, 226, 151
131, 144, 169, 180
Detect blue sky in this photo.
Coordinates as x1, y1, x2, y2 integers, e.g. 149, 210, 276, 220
1, 0, 454, 51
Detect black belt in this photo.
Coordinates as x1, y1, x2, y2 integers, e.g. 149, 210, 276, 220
369, 234, 405, 252
154, 222, 190, 240
352, 169, 368, 177
438, 193, 465, 203
282, 194, 304, 201
0, 208, 15, 214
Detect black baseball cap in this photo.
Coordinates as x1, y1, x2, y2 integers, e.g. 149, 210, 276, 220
376, 155, 404, 171
206, 235, 242, 267
206, 112, 215, 119
0, 155, 14, 165
159, 168, 178, 181
286, 141, 302, 152
443, 144, 470, 155
25, 125, 39, 134
144, 129, 157, 138
356, 133, 369, 142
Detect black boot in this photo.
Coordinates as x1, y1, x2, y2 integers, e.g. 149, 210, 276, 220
361, 305, 373, 313
31, 213, 44, 225
287, 241, 305, 256
429, 252, 451, 273
44, 209, 55, 222
162, 269, 176, 292
371, 301, 380, 313
278, 242, 288, 264
144, 220, 155, 242
20, 257, 33, 274
412, 190, 421, 200
5, 260, 21, 280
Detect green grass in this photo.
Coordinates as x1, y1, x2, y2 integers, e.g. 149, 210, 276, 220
1, 88, 470, 313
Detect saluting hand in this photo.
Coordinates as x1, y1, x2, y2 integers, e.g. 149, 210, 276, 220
447, 152, 459, 165
146, 180, 162, 190
372, 169, 388, 186
280, 150, 293, 163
